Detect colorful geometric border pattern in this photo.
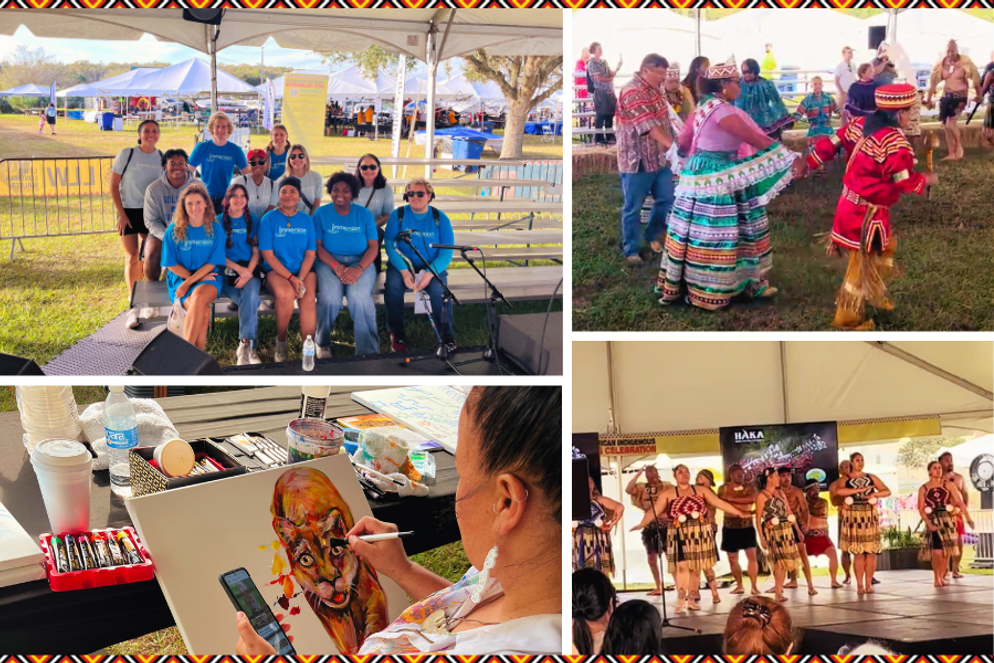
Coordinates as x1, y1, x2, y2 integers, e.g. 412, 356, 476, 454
3, 656, 994, 662
0, 0, 992, 8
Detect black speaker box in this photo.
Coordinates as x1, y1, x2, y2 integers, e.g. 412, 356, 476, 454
132, 331, 224, 376
573, 457, 591, 521
0, 353, 45, 375
497, 312, 563, 375
869, 26, 887, 50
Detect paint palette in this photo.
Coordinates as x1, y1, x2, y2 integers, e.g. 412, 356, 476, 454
39, 527, 154, 592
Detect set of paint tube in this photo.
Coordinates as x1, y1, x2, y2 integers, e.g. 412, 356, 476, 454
49, 529, 143, 574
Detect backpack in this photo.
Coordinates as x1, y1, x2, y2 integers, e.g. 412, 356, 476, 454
397, 205, 440, 229
586, 69, 596, 94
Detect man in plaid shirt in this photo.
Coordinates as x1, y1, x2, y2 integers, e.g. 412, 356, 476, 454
616, 53, 675, 262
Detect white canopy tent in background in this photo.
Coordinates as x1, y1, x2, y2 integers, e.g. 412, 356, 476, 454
574, 341, 993, 441
57, 68, 159, 98
3, 8, 562, 176
0, 83, 52, 97
866, 9, 994, 64
59, 58, 258, 99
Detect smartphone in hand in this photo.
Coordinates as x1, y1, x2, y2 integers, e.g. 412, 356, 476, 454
219, 567, 297, 655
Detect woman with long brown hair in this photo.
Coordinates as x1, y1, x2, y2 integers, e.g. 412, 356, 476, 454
681, 56, 710, 107
837, 452, 890, 594
574, 476, 624, 577
161, 183, 225, 350
919, 460, 974, 587
217, 183, 262, 365
265, 124, 290, 181
269, 143, 323, 216
756, 468, 802, 603
353, 153, 394, 274
633, 465, 746, 612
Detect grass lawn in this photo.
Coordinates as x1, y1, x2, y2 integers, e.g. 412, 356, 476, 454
573, 147, 994, 332
0, 114, 562, 366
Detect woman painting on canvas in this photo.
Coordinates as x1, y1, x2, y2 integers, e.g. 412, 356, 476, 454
234, 386, 562, 654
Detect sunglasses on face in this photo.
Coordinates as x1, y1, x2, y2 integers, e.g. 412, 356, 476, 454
360, 164, 378, 171
407, 191, 427, 198
249, 160, 266, 166
289, 154, 305, 160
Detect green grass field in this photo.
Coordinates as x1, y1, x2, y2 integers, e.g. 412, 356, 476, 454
0, 114, 562, 366
573, 148, 994, 332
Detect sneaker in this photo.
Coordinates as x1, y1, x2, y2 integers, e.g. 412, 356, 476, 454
235, 342, 252, 366
436, 341, 458, 357
390, 334, 407, 353
139, 307, 158, 320
124, 309, 140, 329
247, 346, 261, 364
316, 346, 332, 359
275, 340, 289, 363
227, 302, 239, 311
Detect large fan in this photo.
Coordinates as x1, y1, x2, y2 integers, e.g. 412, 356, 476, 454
970, 454, 994, 493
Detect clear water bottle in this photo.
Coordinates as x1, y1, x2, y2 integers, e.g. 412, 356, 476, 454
302, 335, 315, 372
104, 386, 139, 497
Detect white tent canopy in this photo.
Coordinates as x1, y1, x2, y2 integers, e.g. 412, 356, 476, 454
0, 83, 51, 97
57, 68, 158, 98
58, 60, 257, 98
867, 9, 994, 64
574, 341, 994, 440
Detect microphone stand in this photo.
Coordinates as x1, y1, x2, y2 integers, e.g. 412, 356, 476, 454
451, 248, 512, 375
400, 235, 462, 371
649, 488, 700, 635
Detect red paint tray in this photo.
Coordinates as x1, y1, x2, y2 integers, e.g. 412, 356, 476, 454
39, 526, 154, 592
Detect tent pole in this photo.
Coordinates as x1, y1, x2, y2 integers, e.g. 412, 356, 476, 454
606, 340, 619, 435
695, 9, 702, 57
208, 25, 218, 114
779, 341, 790, 423
865, 342, 994, 401
425, 25, 437, 179
391, 55, 407, 179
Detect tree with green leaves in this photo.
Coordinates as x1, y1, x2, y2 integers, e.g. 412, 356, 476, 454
897, 437, 964, 470
462, 51, 563, 159
320, 44, 417, 81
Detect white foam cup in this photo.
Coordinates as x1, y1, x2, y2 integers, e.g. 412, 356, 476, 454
30, 439, 92, 534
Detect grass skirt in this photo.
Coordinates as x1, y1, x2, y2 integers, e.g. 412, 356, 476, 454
573, 524, 615, 576
924, 510, 961, 558
763, 519, 800, 571
839, 502, 882, 554
666, 517, 718, 573
657, 143, 795, 310
831, 219, 897, 328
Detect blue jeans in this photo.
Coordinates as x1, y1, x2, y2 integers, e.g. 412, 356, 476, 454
385, 265, 454, 344
314, 255, 378, 356
620, 166, 675, 257
220, 275, 261, 342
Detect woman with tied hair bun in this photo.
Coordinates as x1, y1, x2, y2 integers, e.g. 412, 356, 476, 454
723, 596, 798, 655
572, 568, 616, 655
601, 599, 664, 655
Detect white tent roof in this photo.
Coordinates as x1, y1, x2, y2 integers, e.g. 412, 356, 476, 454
57, 68, 158, 98
257, 67, 463, 103
121, 58, 258, 97
0, 83, 51, 97
867, 9, 994, 64
573, 341, 993, 440
2, 9, 561, 61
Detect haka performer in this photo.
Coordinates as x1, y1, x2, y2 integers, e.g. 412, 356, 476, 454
925, 40, 982, 161
776, 468, 817, 595
920, 460, 974, 587
695, 469, 722, 604
804, 83, 938, 330
836, 452, 891, 595
828, 459, 854, 584
804, 478, 843, 588
939, 451, 971, 578
718, 464, 761, 595
574, 476, 625, 576
633, 465, 747, 612
625, 466, 672, 595
756, 468, 802, 604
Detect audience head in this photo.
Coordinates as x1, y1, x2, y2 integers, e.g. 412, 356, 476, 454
812, 75, 823, 93
683, 56, 710, 102
839, 640, 897, 655
580, 47, 590, 62
765, 43, 773, 53
355, 153, 386, 189
601, 599, 663, 655
723, 597, 797, 655
590, 42, 602, 58
858, 63, 873, 80
842, 46, 854, 62
742, 58, 761, 81
572, 568, 617, 655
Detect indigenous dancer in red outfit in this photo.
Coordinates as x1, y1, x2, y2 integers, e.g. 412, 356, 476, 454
803, 83, 938, 330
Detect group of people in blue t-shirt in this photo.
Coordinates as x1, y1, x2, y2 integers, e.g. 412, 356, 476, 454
111, 111, 456, 366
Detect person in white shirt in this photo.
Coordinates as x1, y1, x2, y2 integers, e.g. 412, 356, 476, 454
232, 149, 275, 221
834, 46, 856, 120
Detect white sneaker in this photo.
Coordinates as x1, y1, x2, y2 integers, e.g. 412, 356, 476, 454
275, 341, 289, 363
125, 309, 140, 329
236, 342, 252, 366
316, 346, 332, 359
139, 307, 158, 320
248, 346, 261, 364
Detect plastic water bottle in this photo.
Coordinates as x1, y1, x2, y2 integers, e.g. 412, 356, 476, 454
104, 386, 139, 498
302, 335, 315, 372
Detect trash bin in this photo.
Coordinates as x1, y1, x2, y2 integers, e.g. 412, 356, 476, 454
100, 112, 114, 131
451, 138, 486, 172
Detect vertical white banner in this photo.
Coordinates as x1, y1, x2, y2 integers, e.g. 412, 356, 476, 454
264, 79, 276, 131
391, 55, 407, 179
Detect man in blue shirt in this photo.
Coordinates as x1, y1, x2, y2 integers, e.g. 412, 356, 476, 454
383, 178, 456, 354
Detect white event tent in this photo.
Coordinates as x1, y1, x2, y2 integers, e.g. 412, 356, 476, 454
57, 68, 159, 98
0, 83, 52, 98
58, 59, 257, 99
3, 8, 562, 175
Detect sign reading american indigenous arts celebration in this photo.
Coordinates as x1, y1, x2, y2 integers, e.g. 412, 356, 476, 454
719, 421, 840, 490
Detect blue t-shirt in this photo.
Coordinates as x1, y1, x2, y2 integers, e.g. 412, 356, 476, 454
384, 205, 454, 274
161, 221, 226, 302
312, 203, 377, 257
268, 150, 287, 181
189, 140, 248, 197
258, 209, 317, 275
217, 213, 257, 264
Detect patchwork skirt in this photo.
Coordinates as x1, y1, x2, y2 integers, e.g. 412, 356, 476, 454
657, 143, 795, 310
925, 510, 961, 558
666, 517, 718, 573
839, 502, 882, 554
763, 519, 800, 572
573, 524, 615, 576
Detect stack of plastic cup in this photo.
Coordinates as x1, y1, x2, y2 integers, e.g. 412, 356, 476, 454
16, 386, 82, 453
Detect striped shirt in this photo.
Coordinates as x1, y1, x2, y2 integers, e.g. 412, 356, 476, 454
615, 72, 673, 174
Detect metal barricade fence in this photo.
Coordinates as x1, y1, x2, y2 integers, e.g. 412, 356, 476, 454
1, 156, 118, 259
898, 507, 993, 568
